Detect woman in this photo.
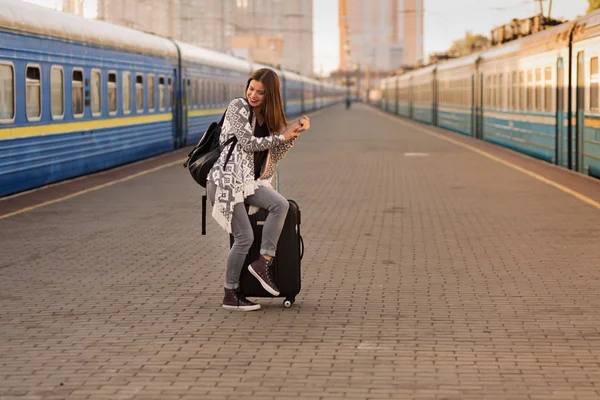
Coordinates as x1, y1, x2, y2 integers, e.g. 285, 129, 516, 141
207, 68, 310, 311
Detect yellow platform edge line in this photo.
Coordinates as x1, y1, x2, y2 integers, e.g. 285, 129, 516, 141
0, 159, 185, 220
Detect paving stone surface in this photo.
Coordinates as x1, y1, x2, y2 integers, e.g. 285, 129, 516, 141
1, 103, 600, 399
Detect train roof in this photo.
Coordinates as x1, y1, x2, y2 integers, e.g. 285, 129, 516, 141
479, 19, 575, 62
436, 52, 481, 72
572, 8, 600, 43
410, 63, 437, 77
0, 0, 178, 58
175, 41, 251, 73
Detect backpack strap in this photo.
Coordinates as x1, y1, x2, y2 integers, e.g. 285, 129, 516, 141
223, 136, 237, 168
217, 109, 227, 126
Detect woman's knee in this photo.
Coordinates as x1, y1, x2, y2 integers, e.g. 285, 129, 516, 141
270, 195, 289, 215
232, 227, 254, 250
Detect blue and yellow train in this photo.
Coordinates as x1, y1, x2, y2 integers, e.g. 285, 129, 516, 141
0, 0, 345, 197
380, 11, 600, 179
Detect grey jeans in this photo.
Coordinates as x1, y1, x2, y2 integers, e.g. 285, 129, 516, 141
207, 181, 289, 289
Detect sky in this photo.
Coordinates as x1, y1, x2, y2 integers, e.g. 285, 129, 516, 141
20, 0, 592, 75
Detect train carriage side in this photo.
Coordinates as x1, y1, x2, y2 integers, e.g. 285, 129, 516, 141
411, 65, 437, 125
320, 81, 344, 107
0, 0, 179, 197
315, 80, 323, 109
334, 82, 346, 105
302, 76, 317, 113
478, 22, 572, 164
570, 11, 600, 178
380, 76, 395, 113
397, 73, 412, 118
177, 41, 250, 146
281, 71, 305, 116
436, 54, 479, 136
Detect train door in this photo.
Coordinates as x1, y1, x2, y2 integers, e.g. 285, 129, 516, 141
555, 57, 567, 167
173, 68, 184, 148
471, 73, 476, 137
182, 76, 191, 147
475, 71, 484, 139
574, 51, 585, 172
432, 70, 438, 126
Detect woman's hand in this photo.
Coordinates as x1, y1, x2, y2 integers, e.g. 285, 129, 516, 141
282, 122, 303, 140
296, 115, 310, 133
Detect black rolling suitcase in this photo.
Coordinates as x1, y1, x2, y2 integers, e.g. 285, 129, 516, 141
230, 200, 304, 308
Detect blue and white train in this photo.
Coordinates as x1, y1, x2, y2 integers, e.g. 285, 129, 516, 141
380, 11, 600, 179
0, 0, 345, 197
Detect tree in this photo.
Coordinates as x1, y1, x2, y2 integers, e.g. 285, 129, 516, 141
449, 31, 490, 56
589, 0, 600, 13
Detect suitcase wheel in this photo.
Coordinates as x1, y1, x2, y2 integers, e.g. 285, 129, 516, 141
283, 297, 295, 308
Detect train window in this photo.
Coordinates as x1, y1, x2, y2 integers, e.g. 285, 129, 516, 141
202, 81, 210, 108
544, 67, 552, 112
91, 69, 102, 117
498, 74, 504, 109
519, 71, 525, 111
186, 79, 191, 108
107, 72, 117, 115
508, 73, 513, 109
148, 74, 155, 112
136, 74, 144, 113
168, 77, 173, 110
485, 76, 491, 107
511, 72, 518, 110
196, 79, 202, 108
0, 63, 14, 122
535, 68, 542, 111
206, 80, 211, 107
122, 72, 131, 114
492, 75, 497, 108
72, 69, 84, 117
223, 83, 228, 105
216, 82, 221, 105
200, 80, 206, 107
158, 76, 165, 111
590, 58, 598, 111
527, 70, 533, 110
50, 66, 64, 119
192, 79, 197, 108
26, 65, 41, 121
198, 80, 204, 108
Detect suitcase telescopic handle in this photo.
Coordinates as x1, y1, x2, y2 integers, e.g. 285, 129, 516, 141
202, 194, 207, 235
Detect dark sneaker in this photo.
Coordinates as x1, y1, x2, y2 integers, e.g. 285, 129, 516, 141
222, 288, 261, 311
248, 255, 280, 296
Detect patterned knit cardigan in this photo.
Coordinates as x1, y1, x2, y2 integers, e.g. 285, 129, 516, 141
207, 97, 297, 233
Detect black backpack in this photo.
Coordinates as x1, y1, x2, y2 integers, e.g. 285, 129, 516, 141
183, 112, 234, 188
183, 98, 253, 234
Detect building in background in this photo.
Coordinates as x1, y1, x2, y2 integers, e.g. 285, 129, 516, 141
96, 0, 314, 76
338, 0, 424, 99
339, 0, 423, 71
62, 0, 85, 16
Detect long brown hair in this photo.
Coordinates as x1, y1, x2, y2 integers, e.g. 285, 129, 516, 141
245, 68, 287, 134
